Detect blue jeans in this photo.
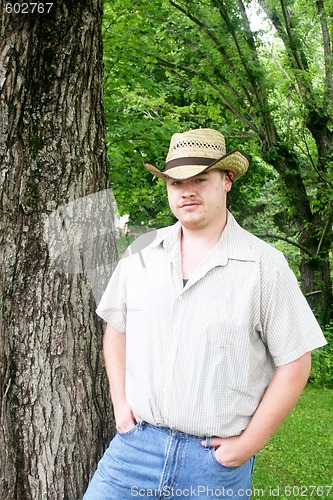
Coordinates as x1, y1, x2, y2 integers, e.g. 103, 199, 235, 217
83, 421, 255, 499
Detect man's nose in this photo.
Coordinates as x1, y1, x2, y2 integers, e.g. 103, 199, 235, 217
181, 185, 196, 197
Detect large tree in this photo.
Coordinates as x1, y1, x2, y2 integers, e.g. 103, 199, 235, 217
0, 1, 115, 498
103, 0, 333, 324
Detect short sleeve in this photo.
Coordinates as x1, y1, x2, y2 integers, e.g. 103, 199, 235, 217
96, 259, 127, 333
260, 251, 327, 366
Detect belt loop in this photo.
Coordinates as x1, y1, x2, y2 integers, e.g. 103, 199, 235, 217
204, 436, 212, 450
138, 419, 145, 430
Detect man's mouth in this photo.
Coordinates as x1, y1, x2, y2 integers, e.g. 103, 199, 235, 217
180, 202, 200, 208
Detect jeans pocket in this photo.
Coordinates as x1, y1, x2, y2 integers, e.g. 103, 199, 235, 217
210, 449, 239, 470
117, 419, 145, 437
117, 422, 140, 437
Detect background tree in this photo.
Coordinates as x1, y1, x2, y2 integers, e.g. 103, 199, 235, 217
103, 0, 333, 324
0, 1, 115, 498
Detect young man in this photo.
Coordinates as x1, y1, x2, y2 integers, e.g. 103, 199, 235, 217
84, 128, 326, 499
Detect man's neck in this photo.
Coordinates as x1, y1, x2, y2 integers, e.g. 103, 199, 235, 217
181, 212, 228, 249
180, 213, 228, 278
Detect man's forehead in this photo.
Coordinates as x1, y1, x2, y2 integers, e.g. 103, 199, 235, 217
192, 169, 225, 179
193, 171, 210, 178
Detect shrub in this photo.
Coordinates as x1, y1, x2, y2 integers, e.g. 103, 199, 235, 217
309, 322, 333, 388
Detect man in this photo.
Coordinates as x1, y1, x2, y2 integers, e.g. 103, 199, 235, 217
84, 128, 326, 499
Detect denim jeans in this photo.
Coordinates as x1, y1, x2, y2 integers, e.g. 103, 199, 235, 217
83, 421, 255, 499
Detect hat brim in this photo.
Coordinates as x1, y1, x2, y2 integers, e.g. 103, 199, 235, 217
144, 150, 249, 182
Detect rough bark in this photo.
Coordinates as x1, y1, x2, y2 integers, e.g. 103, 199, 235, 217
0, 2, 116, 498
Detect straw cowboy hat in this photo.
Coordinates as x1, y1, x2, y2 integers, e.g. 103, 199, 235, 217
143, 128, 249, 182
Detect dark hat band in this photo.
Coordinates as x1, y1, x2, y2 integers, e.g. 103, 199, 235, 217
165, 156, 216, 171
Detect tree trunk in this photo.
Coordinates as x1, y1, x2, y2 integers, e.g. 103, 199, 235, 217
0, 2, 116, 498
299, 237, 333, 327
262, 139, 333, 325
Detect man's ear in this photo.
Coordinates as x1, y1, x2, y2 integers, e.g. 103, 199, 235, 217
225, 171, 233, 191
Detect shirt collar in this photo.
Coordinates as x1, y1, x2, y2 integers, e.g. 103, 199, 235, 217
216, 211, 256, 263
152, 211, 256, 263
147, 221, 181, 251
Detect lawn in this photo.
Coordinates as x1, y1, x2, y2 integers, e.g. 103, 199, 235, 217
251, 386, 332, 499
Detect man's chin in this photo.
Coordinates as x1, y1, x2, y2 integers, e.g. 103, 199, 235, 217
179, 217, 207, 230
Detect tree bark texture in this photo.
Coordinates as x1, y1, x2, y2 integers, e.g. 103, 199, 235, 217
0, 2, 116, 498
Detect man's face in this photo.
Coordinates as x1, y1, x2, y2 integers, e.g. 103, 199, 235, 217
166, 169, 232, 231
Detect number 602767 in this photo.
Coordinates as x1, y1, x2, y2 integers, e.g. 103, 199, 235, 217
5, 3, 54, 14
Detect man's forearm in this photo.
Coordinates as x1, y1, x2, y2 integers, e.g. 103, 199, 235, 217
103, 323, 127, 406
103, 323, 137, 431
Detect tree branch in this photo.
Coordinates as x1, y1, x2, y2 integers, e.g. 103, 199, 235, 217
235, 0, 277, 146
210, 0, 263, 101
253, 232, 312, 255
316, 0, 333, 105
168, 0, 255, 106
259, 0, 314, 100
279, 0, 308, 72
150, 53, 260, 133
265, 48, 302, 100
167, 0, 282, 148
181, 36, 250, 105
258, 0, 288, 43
316, 204, 333, 255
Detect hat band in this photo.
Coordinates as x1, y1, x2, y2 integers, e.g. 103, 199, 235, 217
165, 156, 216, 171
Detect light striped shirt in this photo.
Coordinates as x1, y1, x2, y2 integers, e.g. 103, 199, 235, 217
96, 212, 326, 438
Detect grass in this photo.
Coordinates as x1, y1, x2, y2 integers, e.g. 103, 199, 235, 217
252, 385, 333, 499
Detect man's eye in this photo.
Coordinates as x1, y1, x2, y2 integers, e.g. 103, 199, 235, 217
195, 178, 206, 183
172, 181, 182, 186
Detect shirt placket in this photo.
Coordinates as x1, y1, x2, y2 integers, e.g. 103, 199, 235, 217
159, 246, 184, 427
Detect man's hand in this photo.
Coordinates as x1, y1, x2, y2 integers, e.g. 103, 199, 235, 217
201, 435, 253, 467
114, 400, 140, 433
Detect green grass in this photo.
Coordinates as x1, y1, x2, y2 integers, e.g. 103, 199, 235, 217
252, 386, 333, 499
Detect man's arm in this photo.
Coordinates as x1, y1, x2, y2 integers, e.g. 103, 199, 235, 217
103, 323, 138, 432
205, 352, 312, 466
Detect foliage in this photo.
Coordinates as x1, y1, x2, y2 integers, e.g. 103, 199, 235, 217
309, 322, 333, 388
